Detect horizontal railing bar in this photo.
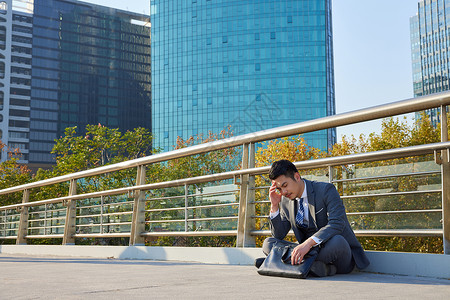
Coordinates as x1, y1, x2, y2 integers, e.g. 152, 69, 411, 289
353, 229, 443, 237
28, 213, 66, 218
140, 230, 237, 237
145, 190, 239, 202
250, 186, 269, 191
145, 207, 185, 212
145, 216, 238, 223
2, 141, 450, 212
341, 189, 441, 199
251, 200, 271, 204
331, 170, 441, 183
29, 217, 65, 222
77, 202, 134, 210
0, 142, 450, 214
250, 229, 443, 237
145, 202, 240, 213
0, 236, 18, 239
28, 208, 67, 213
73, 233, 130, 238
254, 208, 442, 219
76, 222, 132, 227
145, 219, 184, 223
186, 190, 239, 198
146, 195, 186, 201
188, 202, 239, 210
27, 225, 65, 229
187, 216, 238, 222
2, 92, 450, 195
252, 189, 442, 204
25, 234, 65, 239
75, 212, 133, 219
346, 209, 442, 216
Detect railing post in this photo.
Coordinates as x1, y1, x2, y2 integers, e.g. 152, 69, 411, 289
441, 105, 450, 254
16, 189, 30, 245
184, 184, 189, 232
130, 165, 147, 246
244, 143, 256, 247
63, 179, 77, 245
237, 143, 255, 247
328, 166, 333, 184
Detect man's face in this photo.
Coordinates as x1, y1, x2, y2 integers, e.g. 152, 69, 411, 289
272, 173, 304, 200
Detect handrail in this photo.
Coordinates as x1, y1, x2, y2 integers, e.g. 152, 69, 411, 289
1, 92, 450, 195
1, 141, 449, 210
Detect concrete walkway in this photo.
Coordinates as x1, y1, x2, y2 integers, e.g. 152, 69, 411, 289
1, 254, 449, 299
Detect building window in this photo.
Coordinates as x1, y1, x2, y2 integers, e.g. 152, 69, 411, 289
222, 36, 228, 43
0, 2, 7, 14
255, 63, 260, 71
0, 26, 5, 50
270, 32, 276, 39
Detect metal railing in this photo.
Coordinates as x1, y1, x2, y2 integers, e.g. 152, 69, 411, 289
0, 92, 449, 253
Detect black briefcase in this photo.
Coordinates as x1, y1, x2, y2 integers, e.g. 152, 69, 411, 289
257, 242, 319, 279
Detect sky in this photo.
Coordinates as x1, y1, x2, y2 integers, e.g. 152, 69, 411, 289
84, 0, 420, 138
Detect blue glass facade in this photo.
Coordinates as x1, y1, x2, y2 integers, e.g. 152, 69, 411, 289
151, 0, 336, 152
29, 0, 151, 166
410, 0, 450, 126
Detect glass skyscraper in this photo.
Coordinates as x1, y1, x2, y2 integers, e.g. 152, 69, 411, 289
410, 0, 450, 126
151, 0, 336, 152
29, 0, 151, 167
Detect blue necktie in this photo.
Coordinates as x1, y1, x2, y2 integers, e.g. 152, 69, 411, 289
296, 198, 307, 228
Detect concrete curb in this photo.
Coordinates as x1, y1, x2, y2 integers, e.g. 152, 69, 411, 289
1, 245, 449, 279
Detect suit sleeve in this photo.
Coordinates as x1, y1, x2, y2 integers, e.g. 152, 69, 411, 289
269, 209, 292, 240
312, 183, 347, 243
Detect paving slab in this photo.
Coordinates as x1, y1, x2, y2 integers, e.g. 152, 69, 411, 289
0, 254, 449, 299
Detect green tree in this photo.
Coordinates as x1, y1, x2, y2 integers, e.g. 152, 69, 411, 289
33, 124, 157, 198
0, 143, 33, 206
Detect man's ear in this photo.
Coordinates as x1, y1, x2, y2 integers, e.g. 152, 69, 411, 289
294, 172, 301, 182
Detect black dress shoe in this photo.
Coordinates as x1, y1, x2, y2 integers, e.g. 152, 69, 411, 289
310, 261, 337, 277
254, 257, 265, 268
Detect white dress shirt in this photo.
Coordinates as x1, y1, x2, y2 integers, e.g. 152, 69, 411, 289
269, 180, 322, 246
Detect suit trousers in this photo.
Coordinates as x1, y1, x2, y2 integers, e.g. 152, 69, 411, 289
262, 235, 355, 274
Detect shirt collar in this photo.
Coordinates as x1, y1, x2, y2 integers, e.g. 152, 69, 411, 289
300, 179, 307, 199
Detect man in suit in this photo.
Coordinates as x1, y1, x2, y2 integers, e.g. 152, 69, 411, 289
260, 159, 369, 276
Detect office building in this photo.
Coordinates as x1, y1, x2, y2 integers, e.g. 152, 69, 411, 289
151, 0, 336, 152
0, 0, 33, 163
410, 0, 450, 125
27, 0, 151, 168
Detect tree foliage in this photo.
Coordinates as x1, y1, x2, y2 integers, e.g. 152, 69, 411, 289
0, 143, 32, 206
1, 111, 448, 252
31, 125, 156, 199
251, 113, 448, 253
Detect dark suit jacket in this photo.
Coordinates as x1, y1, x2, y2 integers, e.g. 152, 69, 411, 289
270, 179, 370, 269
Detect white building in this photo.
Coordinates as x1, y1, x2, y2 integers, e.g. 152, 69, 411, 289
0, 0, 32, 163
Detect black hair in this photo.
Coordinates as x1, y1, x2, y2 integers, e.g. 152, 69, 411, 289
268, 159, 298, 181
